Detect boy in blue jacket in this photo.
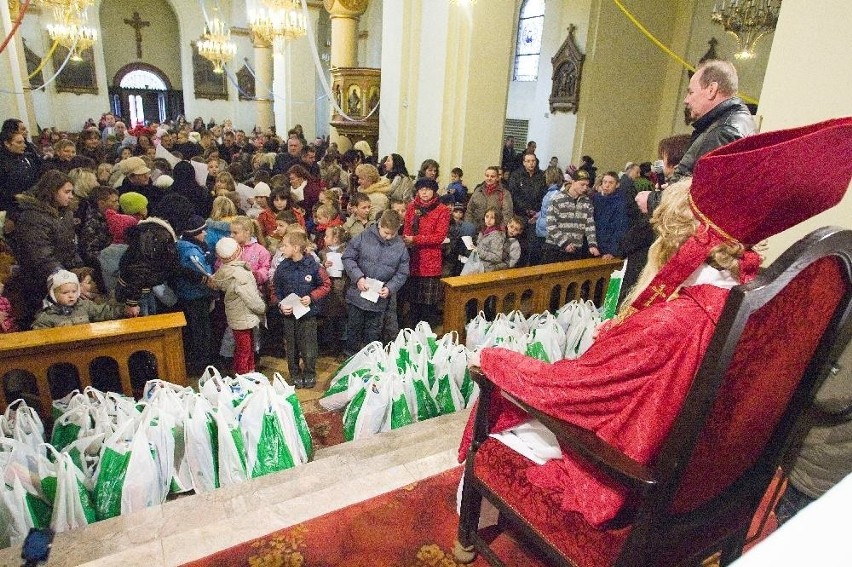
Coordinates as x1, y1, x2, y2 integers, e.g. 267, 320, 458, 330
273, 231, 331, 388
174, 215, 216, 374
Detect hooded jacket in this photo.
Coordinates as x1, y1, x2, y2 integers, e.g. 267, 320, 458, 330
116, 217, 182, 305
342, 224, 409, 313
212, 259, 267, 330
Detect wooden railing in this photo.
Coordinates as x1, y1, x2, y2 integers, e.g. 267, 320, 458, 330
441, 258, 622, 340
0, 312, 187, 419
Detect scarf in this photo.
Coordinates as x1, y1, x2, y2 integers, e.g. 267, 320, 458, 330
480, 225, 501, 238
411, 196, 440, 235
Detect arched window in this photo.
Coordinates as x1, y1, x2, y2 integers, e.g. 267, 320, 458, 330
119, 70, 168, 91
513, 0, 546, 82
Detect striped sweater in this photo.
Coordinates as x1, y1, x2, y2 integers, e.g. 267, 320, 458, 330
544, 191, 597, 249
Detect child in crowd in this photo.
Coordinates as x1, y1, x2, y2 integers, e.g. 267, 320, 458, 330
318, 225, 349, 353
265, 210, 298, 252
206, 195, 237, 252
318, 189, 341, 217
312, 204, 343, 250
342, 209, 409, 357
245, 182, 270, 219
211, 237, 267, 375
504, 215, 525, 268
342, 192, 374, 240
441, 167, 467, 205
476, 207, 507, 272
32, 270, 127, 329
0, 280, 18, 333
174, 215, 216, 374
444, 203, 477, 276
388, 198, 408, 233
273, 231, 331, 388
228, 216, 271, 290
71, 267, 107, 304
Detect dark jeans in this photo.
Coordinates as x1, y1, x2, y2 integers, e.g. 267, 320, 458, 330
282, 315, 319, 384
345, 304, 384, 356
527, 233, 546, 267
541, 242, 585, 264
775, 482, 816, 526
181, 297, 213, 373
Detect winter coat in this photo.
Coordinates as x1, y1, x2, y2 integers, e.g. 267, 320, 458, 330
318, 244, 348, 317
388, 174, 415, 202
536, 184, 562, 238
273, 254, 331, 318
504, 236, 521, 268
115, 217, 182, 306
342, 225, 409, 313
175, 237, 214, 301
403, 198, 450, 277
464, 183, 513, 232
477, 228, 507, 272
11, 193, 83, 286
211, 259, 267, 330
239, 238, 272, 287
0, 146, 39, 212
360, 177, 392, 220
76, 199, 112, 264
204, 217, 234, 252
119, 177, 162, 209
508, 168, 547, 217
31, 298, 124, 329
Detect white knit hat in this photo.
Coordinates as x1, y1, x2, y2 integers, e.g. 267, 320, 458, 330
252, 182, 271, 197
216, 237, 240, 261
47, 269, 80, 303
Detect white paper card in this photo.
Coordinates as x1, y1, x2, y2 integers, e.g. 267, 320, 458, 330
461, 235, 475, 250
442, 237, 450, 244
190, 161, 209, 186
279, 293, 310, 319
326, 252, 344, 277
155, 144, 180, 167
360, 277, 384, 303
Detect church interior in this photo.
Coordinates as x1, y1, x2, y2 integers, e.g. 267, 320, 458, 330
1, 0, 851, 565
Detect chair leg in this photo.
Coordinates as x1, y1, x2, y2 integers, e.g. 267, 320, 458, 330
456, 466, 483, 562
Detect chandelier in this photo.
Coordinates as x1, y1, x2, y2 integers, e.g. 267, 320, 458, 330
247, 0, 307, 47
711, 0, 781, 60
42, 0, 98, 61
198, 14, 237, 74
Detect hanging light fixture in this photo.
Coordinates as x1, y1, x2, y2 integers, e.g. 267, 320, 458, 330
198, 11, 237, 74
247, 0, 306, 47
42, 0, 98, 61
711, 0, 781, 60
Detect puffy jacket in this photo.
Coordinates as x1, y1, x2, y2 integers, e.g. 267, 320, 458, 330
508, 167, 547, 217
272, 254, 331, 318
403, 198, 450, 277
11, 193, 83, 285
342, 225, 409, 312
211, 260, 267, 330
116, 217, 182, 305
32, 298, 124, 329
175, 237, 214, 301
239, 239, 272, 287
464, 183, 514, 232
0, 146, 39, 212
476, 228, 507, 272
592, 189, 629, 256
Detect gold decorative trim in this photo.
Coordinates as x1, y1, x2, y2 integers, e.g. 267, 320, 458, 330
688, 193, 739, 244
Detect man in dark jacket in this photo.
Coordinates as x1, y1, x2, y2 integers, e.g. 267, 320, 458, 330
672, 59, 755, 182
272, 137, 303, 175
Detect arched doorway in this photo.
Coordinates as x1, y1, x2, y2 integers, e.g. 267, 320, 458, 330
109, 63, 184, 126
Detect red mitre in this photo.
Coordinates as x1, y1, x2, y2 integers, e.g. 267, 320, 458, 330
630, 117, 852, 312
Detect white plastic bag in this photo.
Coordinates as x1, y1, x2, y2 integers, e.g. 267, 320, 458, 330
460, 250, 485, 275
183, 395, 218, 493
320, 341, 385, 410
342, 377, 390, 441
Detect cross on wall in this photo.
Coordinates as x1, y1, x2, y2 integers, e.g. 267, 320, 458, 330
124, 11, 151, 59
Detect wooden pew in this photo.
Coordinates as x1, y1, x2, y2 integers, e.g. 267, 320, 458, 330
0, 312, 188, 419
441, 258, 622, 341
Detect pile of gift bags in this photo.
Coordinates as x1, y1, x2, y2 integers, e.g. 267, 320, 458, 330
465, 300, 602, 362
320, 322, 477, 441
0, 370, 313, 546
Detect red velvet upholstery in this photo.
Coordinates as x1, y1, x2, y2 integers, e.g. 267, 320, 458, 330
671, 258, 845, 513
473, 438, 630, 567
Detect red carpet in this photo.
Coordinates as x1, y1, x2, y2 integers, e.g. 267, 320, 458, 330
182, 466, 782, 567
181, 466, 548, 567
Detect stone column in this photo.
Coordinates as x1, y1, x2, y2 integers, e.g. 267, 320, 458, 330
251, 35, 275, 132
0, 0, 36, 132
324, 0, 369, 151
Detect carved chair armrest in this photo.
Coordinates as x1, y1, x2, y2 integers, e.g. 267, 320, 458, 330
470, 368, 656, 490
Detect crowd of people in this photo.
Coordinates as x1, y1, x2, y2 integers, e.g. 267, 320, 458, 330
0, 61, 752, 374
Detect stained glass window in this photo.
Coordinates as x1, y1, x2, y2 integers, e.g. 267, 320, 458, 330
513, 0, 545, 82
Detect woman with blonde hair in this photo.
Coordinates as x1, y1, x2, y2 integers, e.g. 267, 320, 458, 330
205, 195, 237, 252
354, 163, 390, 220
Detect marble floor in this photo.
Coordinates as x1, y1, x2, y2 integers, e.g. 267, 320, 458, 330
0, 404, 470, 567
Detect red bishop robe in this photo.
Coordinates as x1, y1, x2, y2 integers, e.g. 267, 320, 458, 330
459, 284, 730, 527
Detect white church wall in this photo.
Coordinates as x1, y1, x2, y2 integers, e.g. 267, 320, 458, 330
15, 16, 56, 131
753, 0, 852, 262
271, 7, 322, 138
359, 0, 383, 69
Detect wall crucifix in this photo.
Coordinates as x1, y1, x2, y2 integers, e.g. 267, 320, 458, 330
124, 11, 151, 59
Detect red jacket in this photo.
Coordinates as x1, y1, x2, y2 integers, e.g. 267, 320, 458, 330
403, 198, 450, 277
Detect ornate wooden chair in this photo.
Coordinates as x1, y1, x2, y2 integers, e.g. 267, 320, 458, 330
456, 226, 852, 566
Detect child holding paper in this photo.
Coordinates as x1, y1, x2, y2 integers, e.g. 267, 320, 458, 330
341, 209, 409, 357
273, 231, 331, 388
318, 225, 349, 353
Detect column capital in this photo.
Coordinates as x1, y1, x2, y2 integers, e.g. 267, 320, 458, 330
323, 0, 368, 19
